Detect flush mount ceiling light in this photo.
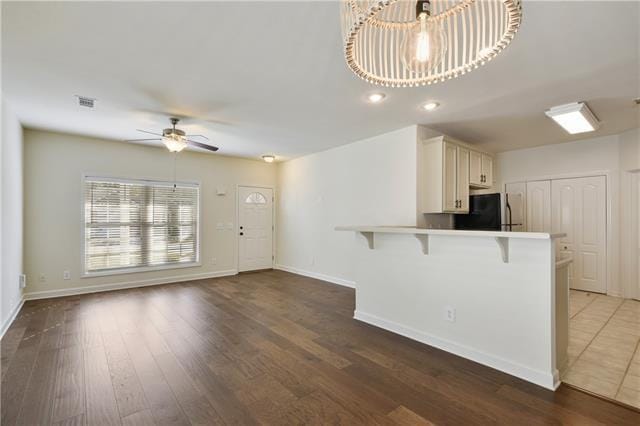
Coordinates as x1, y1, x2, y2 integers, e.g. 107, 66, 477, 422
421, 101, 440, 111
367, 93, 386, 103
545, 102, 600, 135
340, 0, 523, 87
262, 155, 276, 163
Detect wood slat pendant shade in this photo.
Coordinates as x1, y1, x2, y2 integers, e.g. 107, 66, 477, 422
340, 0, 522, 87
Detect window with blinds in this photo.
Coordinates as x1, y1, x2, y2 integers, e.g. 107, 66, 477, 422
83, 177, 199, 274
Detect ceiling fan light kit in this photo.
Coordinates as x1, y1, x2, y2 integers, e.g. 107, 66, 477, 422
127, 117, 219, 152
340, 0, 523, 87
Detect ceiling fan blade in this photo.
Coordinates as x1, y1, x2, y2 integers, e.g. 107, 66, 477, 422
125, 138, 162, 142
187, 140, 219, 152
136, 129, 163, 137
186, 134, 210, 141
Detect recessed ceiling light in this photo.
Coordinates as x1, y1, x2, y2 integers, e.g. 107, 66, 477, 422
421, 102, 440, 111
367, 93, 386, 103
262, 155, 276, 163
545, 102, 600, 134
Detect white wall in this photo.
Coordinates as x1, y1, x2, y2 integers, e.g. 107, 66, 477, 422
1, 98, 24, 334
276, 125, 422, 285
23, 129, 276, 298
496, 135, 620, 184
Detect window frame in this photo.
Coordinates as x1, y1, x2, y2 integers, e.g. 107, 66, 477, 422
81, 174, 202, 278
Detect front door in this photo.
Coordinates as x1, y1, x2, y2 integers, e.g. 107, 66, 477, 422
238, 186, 273, 272
551, 176, 606, 293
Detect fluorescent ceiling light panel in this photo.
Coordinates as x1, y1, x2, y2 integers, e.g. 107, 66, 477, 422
545, 102, 599, 134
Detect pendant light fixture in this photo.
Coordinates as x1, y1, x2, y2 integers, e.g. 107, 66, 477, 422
340, 0, 523, 87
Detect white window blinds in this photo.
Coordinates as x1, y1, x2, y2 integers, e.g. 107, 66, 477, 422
84, 177, 199, 274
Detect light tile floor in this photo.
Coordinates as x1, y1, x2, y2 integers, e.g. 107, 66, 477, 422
563, 290, 640, 409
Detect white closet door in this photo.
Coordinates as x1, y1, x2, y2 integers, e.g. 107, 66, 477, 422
526, 180, 551, 233
551, 176, 606, 293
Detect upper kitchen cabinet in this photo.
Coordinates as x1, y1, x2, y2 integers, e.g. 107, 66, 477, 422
421, 136, 470, 214
470, 150, 494, 188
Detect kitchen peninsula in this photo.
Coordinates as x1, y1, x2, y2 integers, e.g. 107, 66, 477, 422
336, 226, 569, 390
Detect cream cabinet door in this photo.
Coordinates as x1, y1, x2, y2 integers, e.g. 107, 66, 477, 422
526, 180, 551, 233
481, 154, 493, 187
469, 150, 483, 186
443, 142, 458, 212
457, 146, 470, 212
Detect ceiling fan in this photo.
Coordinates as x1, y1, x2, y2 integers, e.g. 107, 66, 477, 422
126, 117, 219, 152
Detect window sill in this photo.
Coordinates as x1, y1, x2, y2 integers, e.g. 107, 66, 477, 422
82, 261, 202, 278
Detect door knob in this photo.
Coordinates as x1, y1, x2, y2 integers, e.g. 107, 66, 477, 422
240, 226, 244, 230
240, 232, 244, 236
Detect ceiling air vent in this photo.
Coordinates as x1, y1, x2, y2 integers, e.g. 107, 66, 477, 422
76, 96, 95, 108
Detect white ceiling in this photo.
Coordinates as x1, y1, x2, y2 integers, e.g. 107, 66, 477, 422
2, 1, 639, 159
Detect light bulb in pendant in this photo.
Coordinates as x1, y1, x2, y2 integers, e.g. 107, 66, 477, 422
400, 1, 447, 74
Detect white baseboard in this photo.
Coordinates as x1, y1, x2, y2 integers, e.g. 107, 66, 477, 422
23, 269, 238, 301
1, 298, 25, 339
354, 310, 559, 391
274, 264, 355, 288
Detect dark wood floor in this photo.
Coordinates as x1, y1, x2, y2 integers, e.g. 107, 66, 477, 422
2, 270, 639, 425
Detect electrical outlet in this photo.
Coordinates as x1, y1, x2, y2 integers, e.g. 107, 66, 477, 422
445, 306, 456, 322
39, 273, 46, 282
211, 258, 217, 265
19, 274, 26, 289
63, 270, 71, 280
